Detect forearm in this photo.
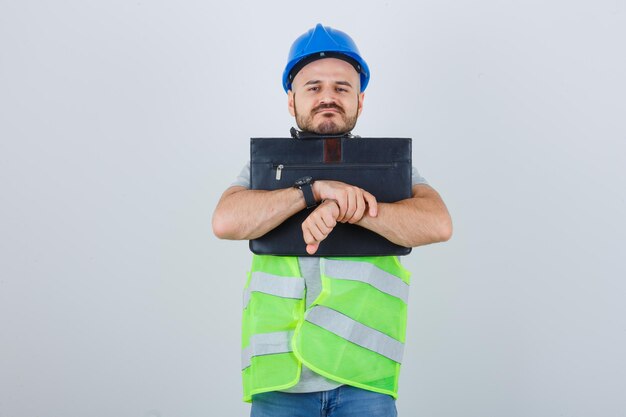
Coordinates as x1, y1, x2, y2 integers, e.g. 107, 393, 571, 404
356, 185, 452, 247
212, 186, 306, 240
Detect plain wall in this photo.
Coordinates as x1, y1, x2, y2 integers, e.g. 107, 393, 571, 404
1, 1, 625, 416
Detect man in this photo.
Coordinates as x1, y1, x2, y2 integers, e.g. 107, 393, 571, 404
212, 24, 452, 417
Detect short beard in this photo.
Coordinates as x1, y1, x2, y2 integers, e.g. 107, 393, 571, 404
293, 95, 359, 135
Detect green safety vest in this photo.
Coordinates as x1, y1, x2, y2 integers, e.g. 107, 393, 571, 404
241, 254, 411, 402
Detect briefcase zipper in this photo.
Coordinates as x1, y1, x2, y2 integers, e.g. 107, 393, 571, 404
276, 164, 284, 180
273, 163, 395, 181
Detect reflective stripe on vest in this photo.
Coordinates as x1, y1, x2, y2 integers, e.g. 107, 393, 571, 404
241, 330, 294, 370
322, 258, 409, 304
243, 271, 305, 308
305, 305, 405, 364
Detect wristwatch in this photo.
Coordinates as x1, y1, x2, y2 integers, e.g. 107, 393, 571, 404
294, 176, 317, 209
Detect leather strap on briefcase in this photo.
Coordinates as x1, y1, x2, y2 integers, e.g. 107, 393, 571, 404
249, 135, 412, 256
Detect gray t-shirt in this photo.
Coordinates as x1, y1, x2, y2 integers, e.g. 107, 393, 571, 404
234, 162, 427, 393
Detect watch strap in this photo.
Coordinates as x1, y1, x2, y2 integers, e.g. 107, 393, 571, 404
300, 182, 317, 209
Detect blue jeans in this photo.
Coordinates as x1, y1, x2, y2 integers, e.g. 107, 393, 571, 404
250, 385, 397, 417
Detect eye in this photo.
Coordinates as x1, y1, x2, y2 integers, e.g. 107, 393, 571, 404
308, 86, 320, 92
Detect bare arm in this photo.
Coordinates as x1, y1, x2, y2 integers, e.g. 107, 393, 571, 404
212, 180, 378, 241
301, 184, 452, 254
356, 184, 452, 247
212, 186, 307, 240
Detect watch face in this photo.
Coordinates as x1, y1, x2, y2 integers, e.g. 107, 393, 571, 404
294, 176, 313, 187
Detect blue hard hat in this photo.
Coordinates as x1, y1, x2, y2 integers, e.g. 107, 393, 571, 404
282, 24, 370, 93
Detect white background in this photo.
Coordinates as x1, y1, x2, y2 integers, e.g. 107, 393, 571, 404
1, 1, 625, 416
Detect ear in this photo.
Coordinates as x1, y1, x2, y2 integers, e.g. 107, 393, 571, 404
288, 90, 296, 117
357, 92, 365, 117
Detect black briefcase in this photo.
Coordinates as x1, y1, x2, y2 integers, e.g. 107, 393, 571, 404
249, 136, 412, 256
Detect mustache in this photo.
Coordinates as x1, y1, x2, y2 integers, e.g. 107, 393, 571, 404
312, 103, 345, 114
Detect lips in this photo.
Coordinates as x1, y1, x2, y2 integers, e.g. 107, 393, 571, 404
314, 105, 344, 115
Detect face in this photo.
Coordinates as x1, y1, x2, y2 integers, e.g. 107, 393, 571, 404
288, 58, 364, 135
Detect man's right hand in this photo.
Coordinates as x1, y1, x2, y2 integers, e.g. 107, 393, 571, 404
301, 199, 340, 255
312, 180, 378, 224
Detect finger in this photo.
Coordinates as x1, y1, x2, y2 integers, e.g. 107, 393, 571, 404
308, 219, 329, 242
334, 190, 347, 222
306, 243, 319, 255
322, 210, 337, 229
303, 214, 328, 241
310, 220, 333, 247
347, 188, 365, 223
337, 194, 348, 220
348, 189, 366, 224
341, 189, 357, 223
363, 191, 378, 217
302, 224, 316, 245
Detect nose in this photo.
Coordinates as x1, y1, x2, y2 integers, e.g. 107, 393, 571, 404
319, 91, 337, 105
317, 83, 339, 104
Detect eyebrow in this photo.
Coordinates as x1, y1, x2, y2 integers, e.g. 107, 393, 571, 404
303, 80, 354, 88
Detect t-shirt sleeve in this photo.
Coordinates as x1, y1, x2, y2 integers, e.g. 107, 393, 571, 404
412, 166, 428, 186
231, 161, 251, 188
